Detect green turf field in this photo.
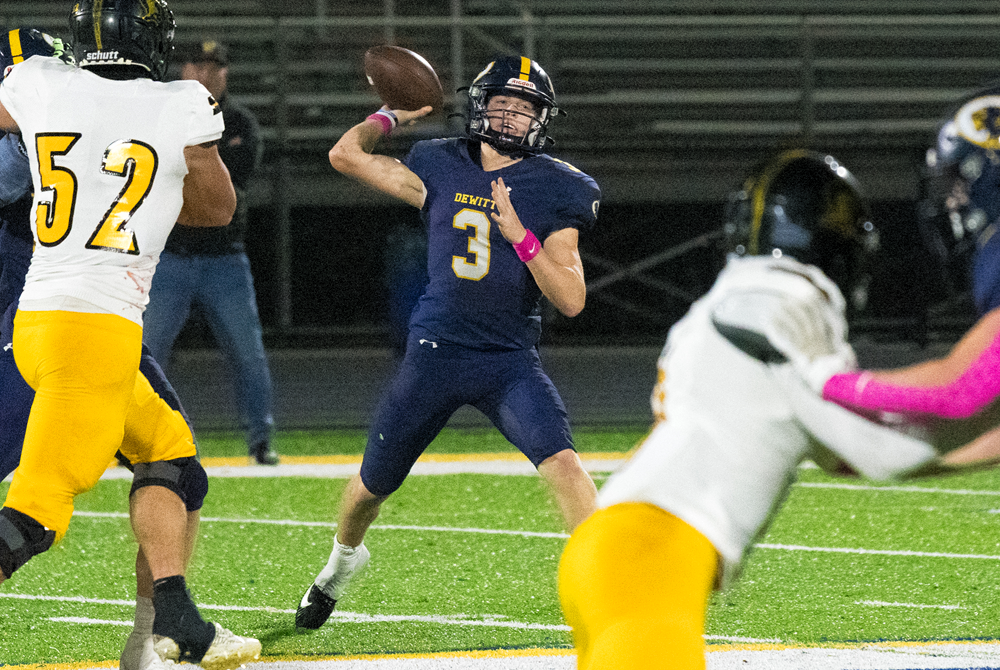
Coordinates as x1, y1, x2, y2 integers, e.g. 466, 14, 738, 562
188, 427, 645, 459
3, 427, 1000, 665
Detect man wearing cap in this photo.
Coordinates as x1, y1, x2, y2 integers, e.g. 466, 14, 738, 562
142, 40, 278, 465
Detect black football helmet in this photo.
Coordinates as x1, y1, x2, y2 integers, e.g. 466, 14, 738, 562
919, 84, 1000, 301
464, 56, 562, 155
69, 0, 175, 81
0, 28, 74, 79
725, 149, 879, 312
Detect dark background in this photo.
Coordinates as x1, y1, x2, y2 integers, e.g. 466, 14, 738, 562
162, 196, 969, 351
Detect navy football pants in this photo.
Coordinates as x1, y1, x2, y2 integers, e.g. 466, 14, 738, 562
360, 330, 575, 496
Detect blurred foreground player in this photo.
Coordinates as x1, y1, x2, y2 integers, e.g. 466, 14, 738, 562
296, 55, 601, 629
557, 150, 993, 670
0, 3, 258, 668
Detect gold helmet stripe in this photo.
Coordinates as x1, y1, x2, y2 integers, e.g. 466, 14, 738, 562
519, 56, 531, 80
92, 1, 103, 50
747, 149, 810, 254
7, 29, 24, 64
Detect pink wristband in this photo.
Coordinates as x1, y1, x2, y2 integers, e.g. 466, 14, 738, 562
513, 229, 541, 262
366, 109, 397, 136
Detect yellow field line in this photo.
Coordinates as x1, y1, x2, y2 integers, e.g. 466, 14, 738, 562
11, 638, 1000, 670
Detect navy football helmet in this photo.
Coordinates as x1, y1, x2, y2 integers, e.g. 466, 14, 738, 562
920, 85, 1000, 301
0, 28, 73, 80
464, 56, 562, 155
725, 149, 879, 312
69, 0, 175, 81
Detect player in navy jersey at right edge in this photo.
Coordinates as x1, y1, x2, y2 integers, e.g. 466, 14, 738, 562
295, 55, 601, 629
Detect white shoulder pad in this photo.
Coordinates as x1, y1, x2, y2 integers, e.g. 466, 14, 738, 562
710, 258, 856, 390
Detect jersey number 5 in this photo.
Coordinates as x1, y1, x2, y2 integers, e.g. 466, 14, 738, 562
34, 133, 159, 255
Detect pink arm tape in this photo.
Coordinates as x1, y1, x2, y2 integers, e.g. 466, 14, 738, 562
823, 331, 1000, 419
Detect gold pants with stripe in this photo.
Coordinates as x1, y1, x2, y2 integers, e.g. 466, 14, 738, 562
5, 310, 196, 541
558, 502, 718, 670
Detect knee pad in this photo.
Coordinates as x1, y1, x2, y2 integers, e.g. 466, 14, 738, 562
0, 507, 55, 578
130, 457, 209, 512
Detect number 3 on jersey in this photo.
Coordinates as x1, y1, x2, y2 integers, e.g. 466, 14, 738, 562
452, 208, 491, 280
34, 133, 158, 254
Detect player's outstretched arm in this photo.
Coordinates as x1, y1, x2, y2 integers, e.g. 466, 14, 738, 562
178, 141, 236, 228
328, 106, 431, 209
490, 177, 586, 317
823, 306, 1000, 419
933, 425, 1000, 472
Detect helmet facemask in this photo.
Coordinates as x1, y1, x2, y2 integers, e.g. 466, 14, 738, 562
472, 89, 549, 155
463, 56, 560, 156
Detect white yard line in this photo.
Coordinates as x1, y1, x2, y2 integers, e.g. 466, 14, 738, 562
757, 543, 1000, 561
72, 511, 1000, 559
15, 593, 777, 642
797, 481, 1000, 496
857, 600, 964, 610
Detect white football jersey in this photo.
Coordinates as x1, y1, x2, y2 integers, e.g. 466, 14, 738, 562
599, 255, 937, 586
0, 56, 224, 324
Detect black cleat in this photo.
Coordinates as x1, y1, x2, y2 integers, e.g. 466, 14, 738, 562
296, 583, 337, 629
250, 441, 279, 465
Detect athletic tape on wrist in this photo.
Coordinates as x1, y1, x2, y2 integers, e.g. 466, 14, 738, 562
513, 229, 541, 262
366, 109, 397, 136
823, 328, 1000, 419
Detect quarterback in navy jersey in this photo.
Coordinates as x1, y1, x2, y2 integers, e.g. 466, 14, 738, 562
295, 55, 601, 629
407, 137, 599, 349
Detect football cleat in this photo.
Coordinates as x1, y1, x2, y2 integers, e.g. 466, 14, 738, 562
296, 541, 370, 629
295, 583, 337, 629
155, 622, 260, 670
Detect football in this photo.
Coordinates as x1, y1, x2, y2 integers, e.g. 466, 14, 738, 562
363, 45, 444, 113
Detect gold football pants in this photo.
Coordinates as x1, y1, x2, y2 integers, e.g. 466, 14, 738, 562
558, 502, 718, 670
5, 310, 196, 541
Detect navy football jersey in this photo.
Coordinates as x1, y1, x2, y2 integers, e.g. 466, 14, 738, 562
404, 138, 600, 350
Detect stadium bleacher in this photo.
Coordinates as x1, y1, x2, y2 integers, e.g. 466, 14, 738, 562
4, 2, 998, 204
0, 1, 989, 347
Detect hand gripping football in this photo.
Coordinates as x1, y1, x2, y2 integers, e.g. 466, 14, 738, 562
363, 45, 444, 113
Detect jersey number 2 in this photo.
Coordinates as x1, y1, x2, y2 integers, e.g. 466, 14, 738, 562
35, 133, 159, 255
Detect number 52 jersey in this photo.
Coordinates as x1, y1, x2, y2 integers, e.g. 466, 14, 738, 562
0, 56, 224, 325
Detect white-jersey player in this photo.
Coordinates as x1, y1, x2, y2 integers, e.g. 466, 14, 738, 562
0, 2, 256, 668
558, 150, 995, 670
